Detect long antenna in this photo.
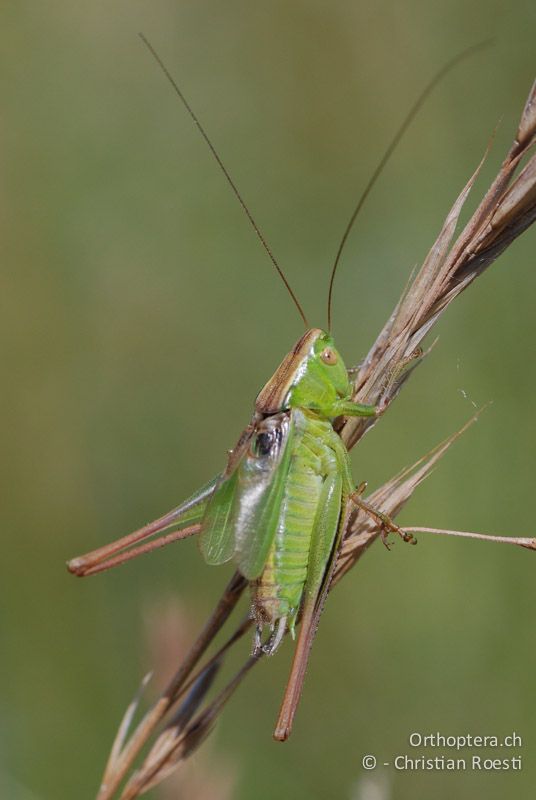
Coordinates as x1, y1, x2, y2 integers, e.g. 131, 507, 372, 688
326, 42, 491, 331
139, 33, 309, 329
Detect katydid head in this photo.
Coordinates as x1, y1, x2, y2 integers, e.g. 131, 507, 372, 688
255, 328, 352, 417
311, 330, 352, 398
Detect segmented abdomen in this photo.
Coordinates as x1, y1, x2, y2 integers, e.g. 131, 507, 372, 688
252, 428, 324, 628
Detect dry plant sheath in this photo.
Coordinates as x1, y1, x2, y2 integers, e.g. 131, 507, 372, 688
70, 59, 536, 799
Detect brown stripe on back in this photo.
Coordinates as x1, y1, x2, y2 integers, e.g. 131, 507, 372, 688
255, 328, 322, 414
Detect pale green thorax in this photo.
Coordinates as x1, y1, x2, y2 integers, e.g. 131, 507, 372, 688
255, 328, 376, 420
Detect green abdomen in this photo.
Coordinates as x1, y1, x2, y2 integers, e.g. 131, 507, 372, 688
252, 431, 323, 628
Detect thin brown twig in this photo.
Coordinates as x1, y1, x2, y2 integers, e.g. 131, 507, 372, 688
402, 527, 536, 549
339, 78, 536, 450
120, 655, 260, 799
97, 572, 246, 800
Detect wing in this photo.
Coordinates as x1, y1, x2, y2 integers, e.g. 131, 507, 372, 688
199, 418, 257, 566
234, 412, 294, 579
199, 468, 241, 565
199, 412, 294, 580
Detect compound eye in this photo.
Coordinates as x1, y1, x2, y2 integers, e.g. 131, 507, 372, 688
321, 347, 338, 366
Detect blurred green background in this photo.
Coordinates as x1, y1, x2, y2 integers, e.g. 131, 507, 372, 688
2, 2, 535, 799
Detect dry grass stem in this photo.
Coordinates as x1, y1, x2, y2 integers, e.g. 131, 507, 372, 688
83, 77, 535, 798
340, 77, 536, 450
